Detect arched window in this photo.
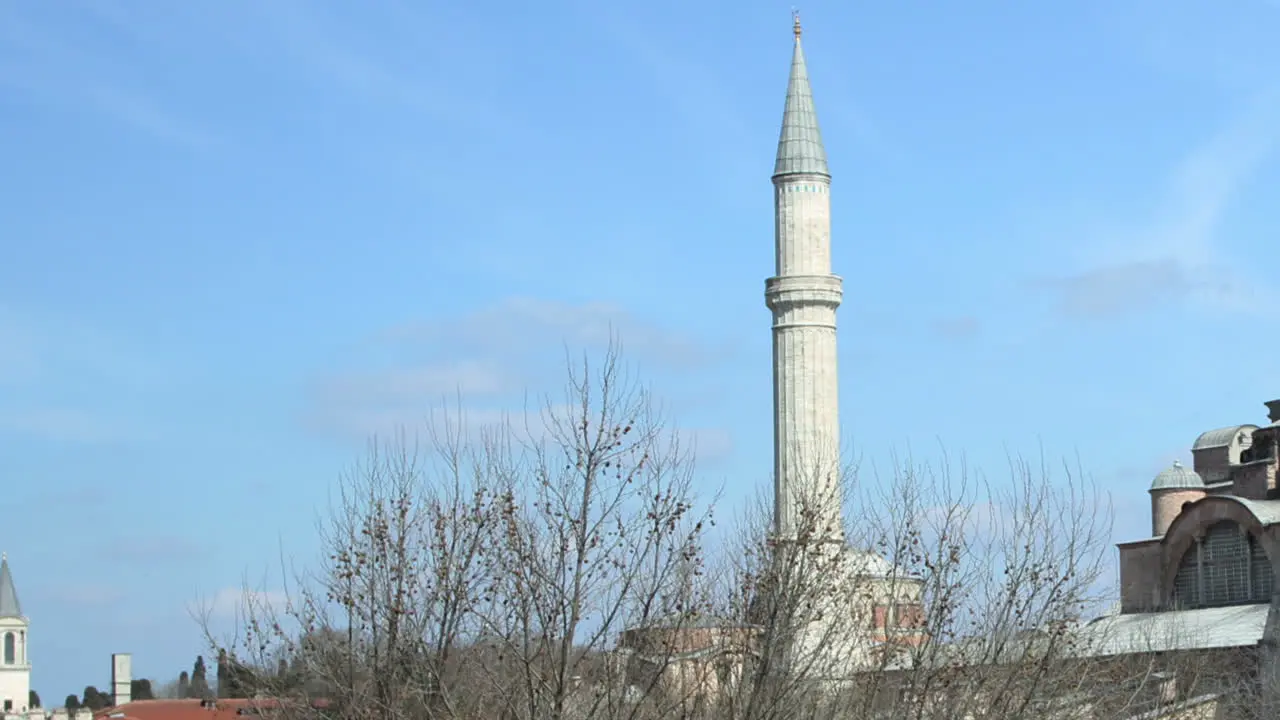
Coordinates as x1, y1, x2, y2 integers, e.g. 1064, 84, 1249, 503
2, 632, 13, 664
1172, 521, 1274, 608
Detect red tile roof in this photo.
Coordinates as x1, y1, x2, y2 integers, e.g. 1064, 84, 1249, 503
93, 698, 328, 720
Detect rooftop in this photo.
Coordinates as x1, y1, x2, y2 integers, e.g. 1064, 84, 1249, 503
0, 552, 22, 619
1191, 425, 1256, 451
94, 698, 330, 720
1077, 603, 1269, 657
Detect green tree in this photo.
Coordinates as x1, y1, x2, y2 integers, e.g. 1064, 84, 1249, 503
130, 678, 154, 701
177, 670, 190, 698
81, 686, 107, 711
27, 690, 39, 709
64, 695, 79, 712
190, 655, 211, 699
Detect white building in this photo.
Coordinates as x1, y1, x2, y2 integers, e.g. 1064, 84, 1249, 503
0, 553, 31, 717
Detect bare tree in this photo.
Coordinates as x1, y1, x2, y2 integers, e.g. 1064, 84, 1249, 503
203, 343, 1250, 720
702, 450, 1236, 720
201, 410, 499, 717
469, 345, 716, 720
207, 343, 715, 720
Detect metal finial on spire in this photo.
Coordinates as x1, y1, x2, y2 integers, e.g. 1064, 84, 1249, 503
792, 9, 802, 39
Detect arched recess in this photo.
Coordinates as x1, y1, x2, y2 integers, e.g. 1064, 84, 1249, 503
1160, 496, 1280, 606
1169, 520, 1273, 608
2, 632, 12, 665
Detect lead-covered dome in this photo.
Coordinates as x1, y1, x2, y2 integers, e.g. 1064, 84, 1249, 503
1149, 460, 1204, 492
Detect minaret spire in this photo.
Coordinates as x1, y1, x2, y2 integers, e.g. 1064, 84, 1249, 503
773, 12, 829, 179
766, 16, 843, 542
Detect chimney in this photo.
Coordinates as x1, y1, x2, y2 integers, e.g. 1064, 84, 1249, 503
1266, 400, 1280, 424
112, 653, 132, 707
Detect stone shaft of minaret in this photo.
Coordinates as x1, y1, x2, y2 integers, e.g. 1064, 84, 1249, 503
765, 17, 844, 542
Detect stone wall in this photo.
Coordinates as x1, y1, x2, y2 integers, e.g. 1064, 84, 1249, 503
1118, 539, 1163, 612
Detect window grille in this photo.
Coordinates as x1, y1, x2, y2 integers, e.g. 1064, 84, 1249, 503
1171, 520, 1274, 608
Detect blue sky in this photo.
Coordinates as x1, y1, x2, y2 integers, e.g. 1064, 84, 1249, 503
3, 0, 1280, 703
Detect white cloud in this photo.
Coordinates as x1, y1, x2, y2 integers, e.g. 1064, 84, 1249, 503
256, 0, 519, 137
307, 296, 726, 443
205, 587, 290, 620
53, 584, 126, 608
317, 360, 513, 405
1042, 90, 1280, 318
384, 296, 717, 370
0, 305, 171, 443
0, 4, 218, 150
306, 402, 568, 445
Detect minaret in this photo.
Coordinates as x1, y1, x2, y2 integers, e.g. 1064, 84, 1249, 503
766, 14, 844, 543
0, 553, 31, 714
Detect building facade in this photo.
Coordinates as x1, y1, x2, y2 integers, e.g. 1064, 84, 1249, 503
0, 554, 31, 718
1117, 399, 1280, 621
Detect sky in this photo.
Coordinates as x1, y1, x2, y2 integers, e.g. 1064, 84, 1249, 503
3, 0, 1280, 704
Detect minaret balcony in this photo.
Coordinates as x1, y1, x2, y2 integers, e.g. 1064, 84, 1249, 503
765, 274, 843, 312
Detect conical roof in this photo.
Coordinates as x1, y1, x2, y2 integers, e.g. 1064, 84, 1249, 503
772, 16, 829, 179
0, 553, 21, 619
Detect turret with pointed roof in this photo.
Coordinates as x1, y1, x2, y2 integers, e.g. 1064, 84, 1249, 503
0, 551, 30, 714
773, 13, 829, 179
0, 554, 21, 620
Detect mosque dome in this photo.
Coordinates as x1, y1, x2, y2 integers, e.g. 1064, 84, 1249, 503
1149, 460, 1204, 492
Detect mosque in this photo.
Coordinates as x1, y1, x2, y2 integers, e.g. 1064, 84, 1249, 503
619, 15, 1280, 718
6, 11, 1280, 720
1096, 400, 1280, 657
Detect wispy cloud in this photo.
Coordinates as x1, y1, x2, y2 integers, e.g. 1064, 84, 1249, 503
0, 408, 148, 444
383, 297, 722, 371
305, 296, 733, 459
95, 534, 209, 567
259, 0, 519, 137
0, 4, 219, 150
50, 584, 127, 608
1039, 90, 1280, 318
581, 7, 754, 179
203, 587, 290, 620
0, 305, 167, 443
318, 360, 514, 405
87, 85, 218, 150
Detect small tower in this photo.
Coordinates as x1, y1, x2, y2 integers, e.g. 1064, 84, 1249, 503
0, 553, 31, 714
1149, 461, 1206, 537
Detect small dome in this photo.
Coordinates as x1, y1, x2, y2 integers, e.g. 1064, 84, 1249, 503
847, 549, 896, 577
1149, 460, 1204, 492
